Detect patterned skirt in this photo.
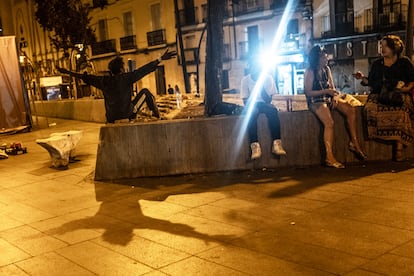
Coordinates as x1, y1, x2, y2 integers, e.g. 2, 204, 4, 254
364, 93, 414, 145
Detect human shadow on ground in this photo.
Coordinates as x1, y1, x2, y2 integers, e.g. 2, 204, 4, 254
46, 160, 413, 247
46, 172, 253, 247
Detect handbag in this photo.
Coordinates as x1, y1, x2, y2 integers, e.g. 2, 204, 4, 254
378, 85, 403, 107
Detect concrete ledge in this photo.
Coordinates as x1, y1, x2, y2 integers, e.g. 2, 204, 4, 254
31, 99, 106, 123
95, 107, 414, 180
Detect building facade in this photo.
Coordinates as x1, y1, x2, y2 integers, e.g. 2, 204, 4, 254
0, 0, 182, 99
0, 0, 412, 100
313, 0, 411, 93
178, 0, 312, 95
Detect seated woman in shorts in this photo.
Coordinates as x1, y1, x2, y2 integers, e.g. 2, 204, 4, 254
304, 45, 367, 168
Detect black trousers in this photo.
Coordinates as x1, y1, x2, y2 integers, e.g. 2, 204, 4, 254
247, 102, 281, 144
130, 88, 160, 118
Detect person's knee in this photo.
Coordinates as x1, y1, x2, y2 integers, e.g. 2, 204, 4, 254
139, 88, 152, 96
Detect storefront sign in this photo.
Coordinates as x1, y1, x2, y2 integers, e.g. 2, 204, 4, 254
324, 39, 382, 60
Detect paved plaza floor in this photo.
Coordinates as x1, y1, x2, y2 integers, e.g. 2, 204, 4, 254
1, 117, 414, 275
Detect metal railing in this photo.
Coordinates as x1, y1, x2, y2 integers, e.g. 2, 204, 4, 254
232, 0, 265, 16
91, 39, 116, 55
147, 29, 166, 47
120, 35, 137, 51
323, 6, 408, 37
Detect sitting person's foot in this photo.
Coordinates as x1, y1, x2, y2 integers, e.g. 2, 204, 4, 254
348, 142, 368, 160
272, 139, 287, 155
250, 142, 262, 160
325, 159, 345, 169
393, 143, 406, 162
394, 149, 405, 162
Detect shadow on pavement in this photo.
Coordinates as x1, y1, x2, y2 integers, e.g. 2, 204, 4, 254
44, 160, 414, 247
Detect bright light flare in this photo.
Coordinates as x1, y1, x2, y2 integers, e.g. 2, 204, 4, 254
231, 0, 298, 164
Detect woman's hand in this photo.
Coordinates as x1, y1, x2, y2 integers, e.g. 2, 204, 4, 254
352, 71, 365, 80
326, 88, 340, 97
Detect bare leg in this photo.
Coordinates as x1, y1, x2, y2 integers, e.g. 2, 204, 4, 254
335, 101, 367, 159
394, 141, 404, 161
312, 104, 338, 164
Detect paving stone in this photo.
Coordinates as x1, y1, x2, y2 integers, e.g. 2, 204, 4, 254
198, 245, 331, 275
16, 252, 95, 276
57, 241, 152, 275
0, 264, 28, 275
361, 253, 414, 275
230, 232, 368, 275
92, 229, 190, 268
160, 256, 247, 276
0, 238, 30, 267
0, 225, 67, 256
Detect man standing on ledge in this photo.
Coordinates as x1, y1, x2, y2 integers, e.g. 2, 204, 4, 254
57, 49, 176, 123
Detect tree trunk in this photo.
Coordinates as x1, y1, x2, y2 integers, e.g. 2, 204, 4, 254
204, 0, 225, 116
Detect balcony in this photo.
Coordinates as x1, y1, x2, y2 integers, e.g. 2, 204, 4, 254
376, 7, 407, 31
147, 29, 166, 47
354, 6, 407, 34
271, 0, 306, 10
179, 7, 199, 26
120, 35, 137, 51
91, 39, 116, 56
232, 0, 264, 16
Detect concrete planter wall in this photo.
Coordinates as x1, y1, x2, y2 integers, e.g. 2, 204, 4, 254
95, 107, 413, 180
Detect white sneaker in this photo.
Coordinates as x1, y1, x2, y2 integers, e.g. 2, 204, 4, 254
250, 142, 262, 160
272, 139, 286, 155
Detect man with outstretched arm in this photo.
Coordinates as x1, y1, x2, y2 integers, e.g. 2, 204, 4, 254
57, 49, 176, 123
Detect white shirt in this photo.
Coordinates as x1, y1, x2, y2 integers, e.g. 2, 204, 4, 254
240, 74, 277, 103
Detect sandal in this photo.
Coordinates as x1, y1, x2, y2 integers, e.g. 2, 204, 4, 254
394, 149, 405, 162
325, 160, 345, 169
348, 142, 368, 160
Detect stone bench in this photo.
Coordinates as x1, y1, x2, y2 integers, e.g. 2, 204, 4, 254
94, 107, 413, 180
36, 130, 83, 168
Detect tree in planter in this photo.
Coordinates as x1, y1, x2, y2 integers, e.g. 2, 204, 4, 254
204, 0, 242, 116
34, 0, 96, 98
34, 0, 96, 57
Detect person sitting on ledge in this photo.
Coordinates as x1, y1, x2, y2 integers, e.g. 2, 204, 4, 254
240, 61, 287, 160
57, 49, 176, 123
353, 34, 414, 161
304, 45, 367, 169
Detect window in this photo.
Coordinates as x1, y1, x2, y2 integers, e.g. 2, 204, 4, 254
246, 0, 258, 9
151, 3, 161, 30
287, 19, 299, 35
123, 12, 133, 36
98, 19, 108, 41
333, 0, 354, 35
247, 25, 259, 57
